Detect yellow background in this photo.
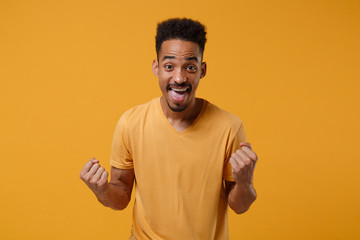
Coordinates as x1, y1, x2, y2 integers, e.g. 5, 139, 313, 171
1, 0, 359, 239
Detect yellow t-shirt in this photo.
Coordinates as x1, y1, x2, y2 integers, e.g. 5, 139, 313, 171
110, 97, 246, 240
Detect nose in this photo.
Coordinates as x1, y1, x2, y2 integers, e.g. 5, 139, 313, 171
174, 69, 186, 84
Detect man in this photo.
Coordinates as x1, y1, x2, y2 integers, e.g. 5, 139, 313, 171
80, 18, 258, 239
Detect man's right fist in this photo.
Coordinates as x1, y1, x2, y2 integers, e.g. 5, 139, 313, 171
80, 158, 109, 194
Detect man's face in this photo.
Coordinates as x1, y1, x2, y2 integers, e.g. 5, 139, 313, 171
152, 39, 206, 112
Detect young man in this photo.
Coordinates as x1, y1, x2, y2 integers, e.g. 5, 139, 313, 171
80, 18, 258, 239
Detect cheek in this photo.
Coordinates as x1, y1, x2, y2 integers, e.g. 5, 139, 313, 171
158, 78, 168, 91
158, 71, 168, 79
191, 79, 200, 91
158, 72, 171, 84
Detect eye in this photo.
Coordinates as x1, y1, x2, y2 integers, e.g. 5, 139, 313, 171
186, 65, 197, 72
164, 64, 173, 70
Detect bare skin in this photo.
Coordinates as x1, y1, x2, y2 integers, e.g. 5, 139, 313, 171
152, 39, 206, 131
80, 39, 258, 214
80, 158, 134, 210
227, 142, 258, 214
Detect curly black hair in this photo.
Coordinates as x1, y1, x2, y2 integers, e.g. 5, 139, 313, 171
155, 18, 207, 59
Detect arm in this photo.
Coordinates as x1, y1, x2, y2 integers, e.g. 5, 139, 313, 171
80, 158, 135, 210
226, 142, 258, 214
226, 181, 257, 214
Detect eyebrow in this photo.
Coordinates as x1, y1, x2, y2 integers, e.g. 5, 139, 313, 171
162, 56, 175, 61
162, 56, 199, 62
185, 56, 198, 61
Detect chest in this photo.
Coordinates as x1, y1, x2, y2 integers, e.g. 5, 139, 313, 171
130, 119, 231, 185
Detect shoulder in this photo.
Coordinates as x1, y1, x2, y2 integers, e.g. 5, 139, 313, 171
202, 100, 247, 145
203, 100, 243, 131
122, 98, 157, 118
116, 98, 158, 129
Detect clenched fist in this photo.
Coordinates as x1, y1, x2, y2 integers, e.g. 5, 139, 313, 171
80, 158, 109, 195
229, 142, 258, 187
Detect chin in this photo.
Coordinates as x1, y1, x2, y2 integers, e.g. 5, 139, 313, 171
167, 101, 188, 112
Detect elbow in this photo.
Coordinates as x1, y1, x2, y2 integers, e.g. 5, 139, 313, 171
108, 200, 130, 211
111, 205, 128, 211
230, 204, 250, 215
233, 202, 255, 214
112, 196, 131, 211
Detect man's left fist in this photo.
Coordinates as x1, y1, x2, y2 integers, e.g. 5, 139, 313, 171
229, 142, 258, 186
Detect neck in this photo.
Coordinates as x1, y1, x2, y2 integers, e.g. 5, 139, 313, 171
160, 97, 203, 125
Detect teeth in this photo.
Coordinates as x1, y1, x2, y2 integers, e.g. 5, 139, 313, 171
172, 88, 187, 92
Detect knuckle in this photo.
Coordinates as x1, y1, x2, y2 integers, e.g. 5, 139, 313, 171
233, 169, 241, 175
89, 179, 97, 185
84, 175, 92, 182
98, 181, 106, 188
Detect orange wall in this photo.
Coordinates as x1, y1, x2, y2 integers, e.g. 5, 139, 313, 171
1, 0, 359, 239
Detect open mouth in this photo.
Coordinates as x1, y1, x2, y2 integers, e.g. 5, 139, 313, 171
167, 85, 191, 103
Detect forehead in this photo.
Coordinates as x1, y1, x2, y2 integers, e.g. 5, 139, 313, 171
158, 39, 201, 59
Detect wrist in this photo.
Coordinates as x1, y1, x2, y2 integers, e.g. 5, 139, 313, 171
94, 184, 110, 205
235, 183, 257, 200
234, 182, 255, 197
234, 181, 253, 190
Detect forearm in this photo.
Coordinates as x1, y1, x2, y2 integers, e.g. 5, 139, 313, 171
95, 183, 131, 210
228, 183, 257, 214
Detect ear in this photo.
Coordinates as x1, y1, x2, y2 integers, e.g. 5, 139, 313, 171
200, 62, 207, 79
152, 59, 159, 77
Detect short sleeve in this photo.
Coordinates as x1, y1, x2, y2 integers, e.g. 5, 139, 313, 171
110, 114, 134, 169
223, 122, 247, 181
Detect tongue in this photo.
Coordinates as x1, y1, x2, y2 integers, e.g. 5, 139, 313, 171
170, 90, 186, 102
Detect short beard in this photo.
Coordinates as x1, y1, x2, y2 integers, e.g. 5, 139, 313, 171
167, 101, 188, 112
